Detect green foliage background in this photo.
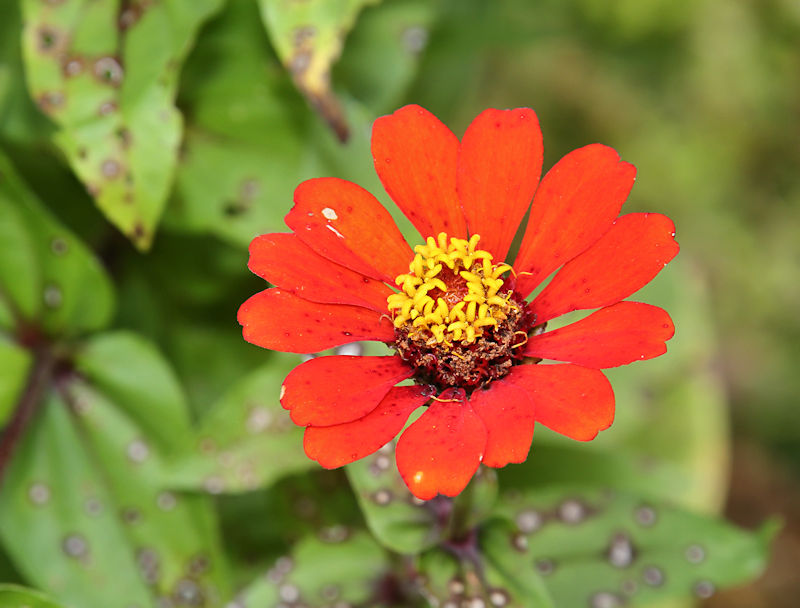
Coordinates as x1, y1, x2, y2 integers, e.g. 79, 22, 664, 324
0, 0, 798, 607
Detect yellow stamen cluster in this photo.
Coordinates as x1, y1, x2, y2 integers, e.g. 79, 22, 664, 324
387, 233, 516, 345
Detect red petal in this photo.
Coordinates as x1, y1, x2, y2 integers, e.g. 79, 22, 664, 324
531, 213, 679, 323
506, 364, 614, 441
248, 233, 393, 313
372, 105, 467, 239
524, 302, 675, 368
514, 145, 637, 298
286, 177, 412, 283
469, 379, 536, 468
395, 388, 487, 500
238, 289, 394, 354
303, 385, 434, 469
458, 108, 543, 261
281, 355, 413, 426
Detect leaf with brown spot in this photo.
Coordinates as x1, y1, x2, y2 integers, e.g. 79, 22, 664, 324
257, 0, 381, 141
19, 0, 224, 249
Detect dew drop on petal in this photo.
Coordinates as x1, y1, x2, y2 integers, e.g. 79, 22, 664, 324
28, 482, 51, 505
321, 207, 338, 220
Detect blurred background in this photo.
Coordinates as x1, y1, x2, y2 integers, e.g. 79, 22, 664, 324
0, 0, 798, 606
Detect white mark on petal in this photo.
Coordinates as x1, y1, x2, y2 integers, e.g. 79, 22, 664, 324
326, 224, 344, 238
322, 207, 338, 220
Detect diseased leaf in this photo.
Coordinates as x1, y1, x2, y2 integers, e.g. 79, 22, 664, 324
0, 150, 113, 337
0, 394, 154, 608
257, 0, 380, 140
481, 521, 556, 607
0, 583, 69, 608
0, 332, 231, 608
346, 438, 445, 555
492, 486, 774, 607
0, 2, 53, 146
169, 0, 398, 247
415, 535, 554, 608
236, 531, 389, 607
20, 0, 224, 248
164, 357, 314, 494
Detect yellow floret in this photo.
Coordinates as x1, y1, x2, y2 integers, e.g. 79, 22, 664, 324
386, 232, 518, 345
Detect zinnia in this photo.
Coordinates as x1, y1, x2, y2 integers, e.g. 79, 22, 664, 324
238, 105, 678, 500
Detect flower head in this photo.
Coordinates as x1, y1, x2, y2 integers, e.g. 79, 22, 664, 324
238, 105, 678, 500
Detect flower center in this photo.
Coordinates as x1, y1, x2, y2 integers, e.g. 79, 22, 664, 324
387, 233, 534, 391
388, 233, 516, 344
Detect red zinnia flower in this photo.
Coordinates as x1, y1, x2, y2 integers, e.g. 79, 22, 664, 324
238, 105, 678, 500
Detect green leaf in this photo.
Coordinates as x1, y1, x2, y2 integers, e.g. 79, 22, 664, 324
237, 531, 389, 607
0, 584, 67, 608
481, 521, 556, 607
346, 438, 445, 555
257, 0, 380, 140
0, 394, 154, 608
164, 357, 314, 493
0, 339, 31, 427
0, 2, 53, 146
337, 0, 436, 113
0, 332, 230, 608
0, 150, 114, 337
219, 469, 365, 586
169, 0, 403, 248
492, 486, 774, 607
19, 0, 224, 249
